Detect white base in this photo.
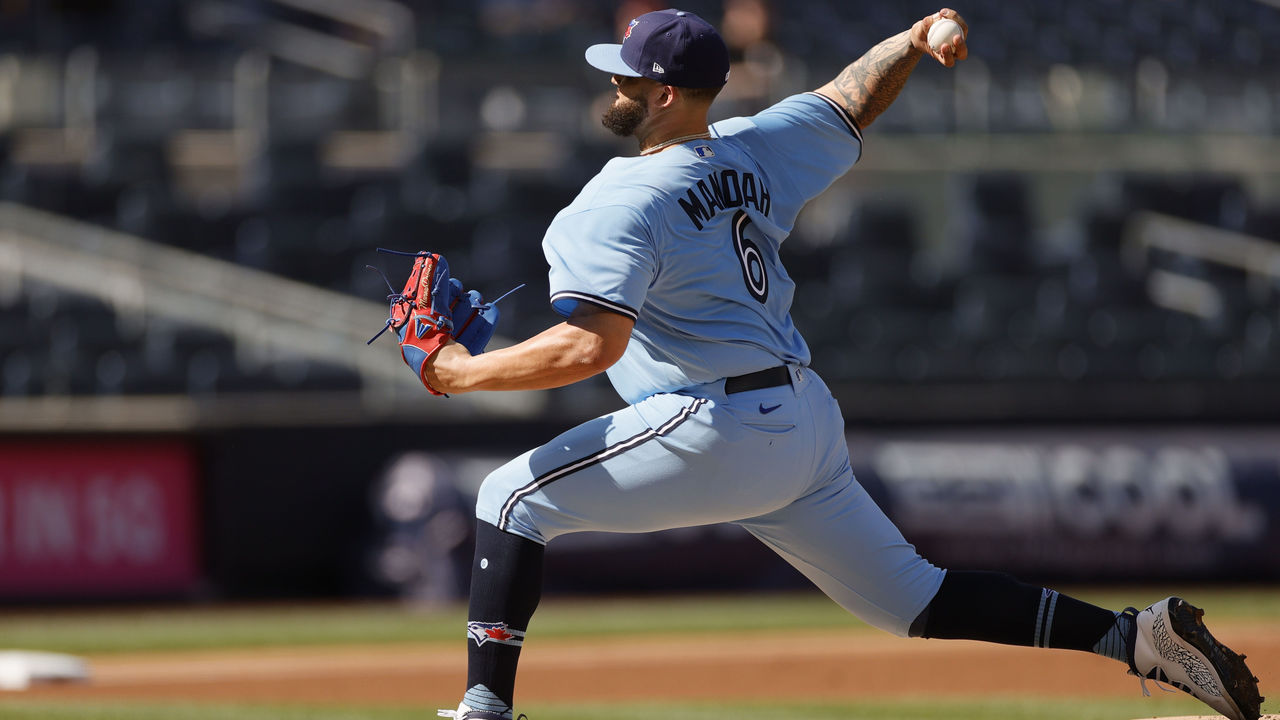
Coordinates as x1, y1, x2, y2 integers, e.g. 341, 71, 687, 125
0, 651, 91, 691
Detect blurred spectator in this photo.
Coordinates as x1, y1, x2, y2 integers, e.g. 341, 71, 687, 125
716, 0, 789, 116
365, 452, 472, 603
613, 0, 666, 37
477, 0, 595, 56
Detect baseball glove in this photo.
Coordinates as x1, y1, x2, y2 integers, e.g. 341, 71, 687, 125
367, 249, 518, 395
446, 278, 501, 357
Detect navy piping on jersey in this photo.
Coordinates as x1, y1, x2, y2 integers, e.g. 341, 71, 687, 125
497, 397, 709, 534
550, 291, 639, 321
804, 91, 863, 144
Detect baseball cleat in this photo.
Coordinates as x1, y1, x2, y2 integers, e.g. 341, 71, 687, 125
437, 703, 528, 720
1126, 596, 1263, 720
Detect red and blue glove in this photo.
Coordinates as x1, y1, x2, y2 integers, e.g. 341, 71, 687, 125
367, 250, 517, 395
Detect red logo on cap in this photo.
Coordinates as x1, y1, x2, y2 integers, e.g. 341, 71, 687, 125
623, 18, 638, 41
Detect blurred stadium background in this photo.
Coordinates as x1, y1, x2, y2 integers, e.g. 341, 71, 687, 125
0, 0, 1278, 613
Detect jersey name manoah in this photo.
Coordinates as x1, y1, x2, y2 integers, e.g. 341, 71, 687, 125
542, 92, 863, 404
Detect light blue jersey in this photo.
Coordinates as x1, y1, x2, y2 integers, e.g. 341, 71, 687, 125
481, 90, 944, 640
543, 92, 863, 404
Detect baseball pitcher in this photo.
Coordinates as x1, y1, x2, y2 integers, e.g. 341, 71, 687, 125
386, 8, 1263, 720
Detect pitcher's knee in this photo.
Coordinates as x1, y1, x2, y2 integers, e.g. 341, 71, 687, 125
476, 467, 548, 545
856, 561, 947, 638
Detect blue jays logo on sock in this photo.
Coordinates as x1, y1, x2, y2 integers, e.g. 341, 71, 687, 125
467, 620, 525, 647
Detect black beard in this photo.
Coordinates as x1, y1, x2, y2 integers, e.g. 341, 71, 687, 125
600, 96, 648, 137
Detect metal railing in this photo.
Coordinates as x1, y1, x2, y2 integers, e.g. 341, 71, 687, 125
0, 203, 545, 430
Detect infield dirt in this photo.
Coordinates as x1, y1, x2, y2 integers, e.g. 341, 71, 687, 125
9, 623, 1278, 708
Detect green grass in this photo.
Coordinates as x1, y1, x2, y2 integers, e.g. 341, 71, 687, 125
0, 696, 1215, 720
0, 592, 873, 655
2, 586, 1277, 655
0, 602, 467, 655
1066, 586, 1280, 622
0, 703, 411, 720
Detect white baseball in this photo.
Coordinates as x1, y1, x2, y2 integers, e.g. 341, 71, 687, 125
927, 17, 964, 53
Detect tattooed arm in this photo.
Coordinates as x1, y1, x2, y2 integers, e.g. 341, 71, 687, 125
816, 8, 968, 129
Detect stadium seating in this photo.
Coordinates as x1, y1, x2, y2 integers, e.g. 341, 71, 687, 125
0, 0, 1276, 420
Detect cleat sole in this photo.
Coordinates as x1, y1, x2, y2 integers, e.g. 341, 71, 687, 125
1168, 598, 1264, 720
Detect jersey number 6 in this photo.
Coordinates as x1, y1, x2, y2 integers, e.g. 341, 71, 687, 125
732, 210, 769, 303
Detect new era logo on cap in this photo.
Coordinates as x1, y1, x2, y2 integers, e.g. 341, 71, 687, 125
584, 9, 729, 89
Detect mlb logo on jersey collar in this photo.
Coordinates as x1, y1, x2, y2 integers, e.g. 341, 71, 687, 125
693, 145, 715, 158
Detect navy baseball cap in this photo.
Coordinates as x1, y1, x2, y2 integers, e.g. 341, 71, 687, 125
585, 9, 730, 89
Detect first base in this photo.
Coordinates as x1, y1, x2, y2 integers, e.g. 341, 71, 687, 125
0, 651, 91, 690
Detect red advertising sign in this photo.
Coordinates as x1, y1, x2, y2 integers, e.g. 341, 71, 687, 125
0, 442, 200, 597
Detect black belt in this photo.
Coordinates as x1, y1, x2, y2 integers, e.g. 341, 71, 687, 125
724, 366, 791, 394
